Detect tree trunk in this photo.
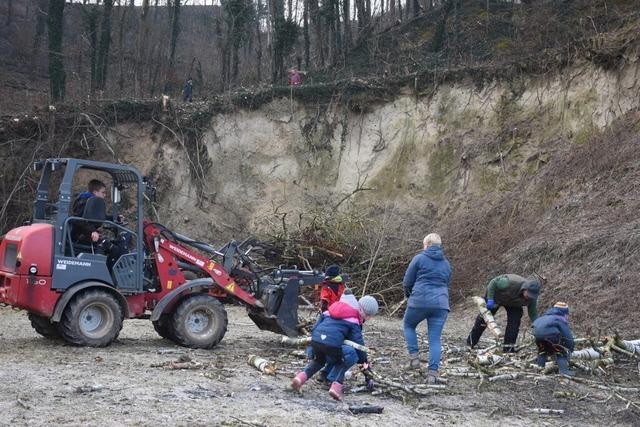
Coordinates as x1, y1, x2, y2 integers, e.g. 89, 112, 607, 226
342, 0, 351, 56
6, 0, 13, 26
117, 2, 129, 92
303, 0, 309, 70
95, 0, 114, 91
334, 0, 341, 64
256, 0, 263, 81
32, 0, 49, 59
166, 0, 181, 92
389, 0, 395, 20
82, 6, 99, 92
413, 0, 420, 17
135, 0, 150, 96
355, 0, 368, 31
270, 0, 285, 83
308, 0, 323, 67
47, 0, 66, 102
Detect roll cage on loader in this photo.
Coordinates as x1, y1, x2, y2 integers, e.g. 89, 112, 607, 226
0, 158, 324, 348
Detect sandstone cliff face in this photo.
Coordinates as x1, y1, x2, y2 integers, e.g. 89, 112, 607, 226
126, 60, 639, 242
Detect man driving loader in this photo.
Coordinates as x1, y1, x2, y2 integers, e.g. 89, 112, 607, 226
71, 179, 130, 269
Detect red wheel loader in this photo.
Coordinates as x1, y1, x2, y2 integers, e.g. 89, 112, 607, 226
0, 158, 324, 348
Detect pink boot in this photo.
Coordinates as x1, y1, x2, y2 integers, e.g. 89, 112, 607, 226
291, 372, 308, 391
328, 382, 343, 401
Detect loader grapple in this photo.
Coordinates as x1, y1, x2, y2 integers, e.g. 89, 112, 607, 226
248, 277, 302, 337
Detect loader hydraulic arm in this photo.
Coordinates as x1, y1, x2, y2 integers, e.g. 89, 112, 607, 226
144, 223, 262, 308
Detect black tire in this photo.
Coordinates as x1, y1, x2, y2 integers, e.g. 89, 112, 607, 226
28, 313, 62, 339
153, 314, 175, 341
59, 290, 123, 347
171, 294, 228, 349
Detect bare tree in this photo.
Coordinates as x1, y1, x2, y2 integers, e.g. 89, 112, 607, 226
48, 0, 66, 102
165, 0, 182, 92
32, 0, 49, 59
95, 0, 114, 91
135, 0, 150, 96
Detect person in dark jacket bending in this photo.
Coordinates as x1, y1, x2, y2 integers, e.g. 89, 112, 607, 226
291, 294, 378, 401
403, 233, 452, 384
532, 302, 575, 376
467, 274, 540, 352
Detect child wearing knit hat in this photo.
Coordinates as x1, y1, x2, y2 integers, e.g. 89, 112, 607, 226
532, 302, 575, 376
291, 294, 379, 401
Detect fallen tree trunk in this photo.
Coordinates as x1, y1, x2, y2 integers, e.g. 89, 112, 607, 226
488, 373, 519, 382
571, 348, 603, 360
472, 296, 503, 339
619, 339, 640, 354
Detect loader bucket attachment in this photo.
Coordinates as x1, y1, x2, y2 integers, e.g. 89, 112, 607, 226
248, 277, 300, 337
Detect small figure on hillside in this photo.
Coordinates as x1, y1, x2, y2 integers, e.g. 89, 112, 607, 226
183, 77, 193, 102
288, 68, 302, 86
319, 264, 346, 312
402, 233, 452, 384
467, 274, 541, 353
532, 302, 575, 377
291, 294, 379, 401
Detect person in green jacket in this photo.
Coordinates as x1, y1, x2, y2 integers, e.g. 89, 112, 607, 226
466, 274, 540, 352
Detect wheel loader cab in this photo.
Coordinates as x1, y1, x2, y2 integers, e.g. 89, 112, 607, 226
32, 158, 147, 294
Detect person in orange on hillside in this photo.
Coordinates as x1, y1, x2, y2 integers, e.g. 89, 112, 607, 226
319, 265, 346, 311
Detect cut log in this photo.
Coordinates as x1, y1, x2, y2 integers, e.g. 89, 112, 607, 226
348, 405, 384, 414
488, 373, 519, 382
278, 336, 368, 352
477, 354, 504, 366
344, 340, 369, 353
472, 296, 503, 339
279, 336, 312, 347
530, 408, 564, 415
247, 355, 276, 375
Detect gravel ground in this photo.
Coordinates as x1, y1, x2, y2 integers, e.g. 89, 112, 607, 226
0, 305, 638, 426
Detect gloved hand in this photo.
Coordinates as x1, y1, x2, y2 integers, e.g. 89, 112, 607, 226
486, 299, 495, 310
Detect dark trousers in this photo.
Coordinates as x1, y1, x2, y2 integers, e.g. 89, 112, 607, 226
468, 304, 523, 352
303, 342, 358, 384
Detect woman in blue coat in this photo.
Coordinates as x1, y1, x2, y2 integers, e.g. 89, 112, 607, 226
403, 233, 452, 384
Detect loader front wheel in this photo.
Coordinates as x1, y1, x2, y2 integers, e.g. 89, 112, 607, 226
153, 314, 175, 341
171, 295, 227, 349
28, 313, 61, 339
60, 290, 123, 347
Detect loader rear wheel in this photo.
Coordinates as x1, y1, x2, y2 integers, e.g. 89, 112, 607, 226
28, 313, 61, 339
60, 290, 123, 347
153, 314, 175, 341
171, 295, 227, 349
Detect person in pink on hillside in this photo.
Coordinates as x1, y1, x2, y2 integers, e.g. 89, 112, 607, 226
288, 68, 302, 86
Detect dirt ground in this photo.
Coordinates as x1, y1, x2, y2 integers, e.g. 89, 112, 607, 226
0, 305, 639, 427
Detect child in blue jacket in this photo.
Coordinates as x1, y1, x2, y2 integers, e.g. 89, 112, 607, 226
291, 294, 378, 401
532, 302, 575, 376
